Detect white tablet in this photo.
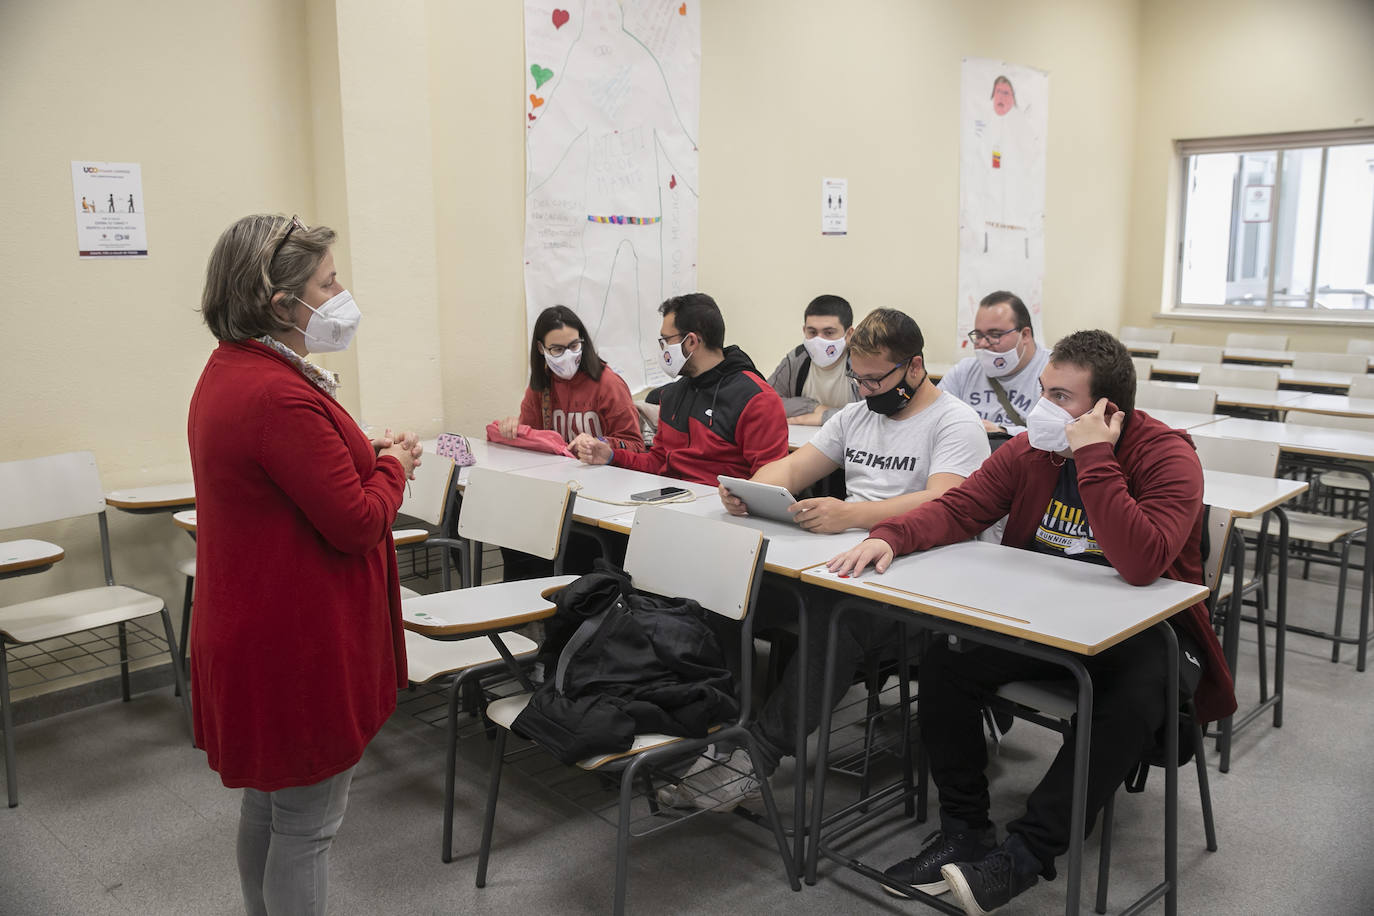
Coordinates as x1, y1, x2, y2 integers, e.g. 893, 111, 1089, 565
717, 475, 798, 524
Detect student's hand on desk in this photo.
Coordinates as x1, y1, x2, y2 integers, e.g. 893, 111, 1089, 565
827, 537, 895, 576
789, 497, 851, 533
719, 485, 748, 516
571, 433, 612, 465
981, 419, 1005, 433
497, 416, 521, 439
1066, 398, 1123, 453
789, 405, 828, 427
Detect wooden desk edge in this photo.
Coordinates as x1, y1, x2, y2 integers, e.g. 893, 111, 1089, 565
0, 549, 66, 574
400, 583, 567, 638
798, 571, 1208, 656
106, 495, 197, 509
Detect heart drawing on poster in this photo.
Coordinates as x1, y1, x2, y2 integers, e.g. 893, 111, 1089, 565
679, 3, 686, 15
529, 94, 545, 108
669, 175, 677, 189
552, 9, 570, 29
530, 64, 554, 89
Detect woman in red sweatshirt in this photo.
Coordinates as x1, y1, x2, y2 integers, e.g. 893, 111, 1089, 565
495, 304, 646, 452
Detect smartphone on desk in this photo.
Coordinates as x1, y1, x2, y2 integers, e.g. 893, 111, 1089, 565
631, 486, 689, 502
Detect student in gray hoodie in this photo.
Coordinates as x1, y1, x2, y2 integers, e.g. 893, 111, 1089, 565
765, 294, 861, 425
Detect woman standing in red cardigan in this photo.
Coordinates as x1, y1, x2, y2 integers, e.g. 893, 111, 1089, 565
189, 214, 422, 915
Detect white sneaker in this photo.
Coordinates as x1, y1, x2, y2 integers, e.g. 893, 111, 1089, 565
655, 746, 729, 809
689, 748, 762, 811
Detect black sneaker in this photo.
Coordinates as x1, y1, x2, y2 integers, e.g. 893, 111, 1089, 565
881, 827, 997, 898
941, 848, 1039, 916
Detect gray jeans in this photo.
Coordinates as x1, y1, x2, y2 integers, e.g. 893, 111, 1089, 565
237, 766, 355, 916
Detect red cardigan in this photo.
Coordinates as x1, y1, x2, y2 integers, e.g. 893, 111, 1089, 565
187, 341, 408, 790
869, 409, 1237, 725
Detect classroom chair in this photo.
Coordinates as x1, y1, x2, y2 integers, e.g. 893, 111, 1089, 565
475, 505, 798, 915
1120, 326, 1174, 344
1156, 343, 1224, 364
1131, 357, 1154, 381
992, 505, 1234, 914
1291, 352, 1368, 375
1349, 377, 1374, 399
0, 452, 193, 807
1193, 438, 1285, 771
1268, 413, 1371, 667
393, 453, 472, 599
1197, 365, 1280, 391
399, 465, 579, 862
1225, 332, 1288, 350
1136, 383, 1218, 414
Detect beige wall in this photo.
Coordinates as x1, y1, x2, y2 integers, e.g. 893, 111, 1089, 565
4, 0, 1372, 612
0, 0, 318, 607
1123, 0, 1374, 350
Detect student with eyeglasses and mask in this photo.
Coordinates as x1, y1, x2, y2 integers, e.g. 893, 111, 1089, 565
939, 291, 1050, 441
571, 292, 789, 484
494, 305, 645, 453
656, 308, 989, 812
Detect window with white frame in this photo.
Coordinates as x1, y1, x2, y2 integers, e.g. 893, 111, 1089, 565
1176, 129, 1374, 315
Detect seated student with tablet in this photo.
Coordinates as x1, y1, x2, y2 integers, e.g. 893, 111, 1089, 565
657, 308, 990, 810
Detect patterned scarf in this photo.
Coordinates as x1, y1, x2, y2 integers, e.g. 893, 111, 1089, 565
253, 336, 340, 398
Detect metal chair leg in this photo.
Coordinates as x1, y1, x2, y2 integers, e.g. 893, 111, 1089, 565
179, 574, 194, 679
1193, 719, 1218, 852
475, 728, 509, 888
1094, 791, 1115, 914
442, 674, 465, 863
157, 609, 193, 739
117, 622, 131, 702
1, 647, 17, 807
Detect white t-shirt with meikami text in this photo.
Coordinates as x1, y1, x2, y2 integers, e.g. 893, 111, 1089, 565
809, 390, 991, 503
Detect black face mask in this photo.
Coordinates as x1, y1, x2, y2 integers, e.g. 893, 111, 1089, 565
864, 366, 927, 417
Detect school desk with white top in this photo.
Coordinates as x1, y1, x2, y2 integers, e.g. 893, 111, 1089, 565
0, 540, 65, 580
1144, 409, 1226, 431
786, 424, 822, 451
1150, 361, 1358, 392
799, 542, 1208, 915
104, 482, 196, 513
1201, 470, 1308, 769
1282, 393, 1374, 421
1192, 418, 1374, 670
1221, 348, 1374, 371
1146, 381, 1306, 414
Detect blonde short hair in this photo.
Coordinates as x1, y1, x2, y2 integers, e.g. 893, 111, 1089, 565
200, 214, 336, 341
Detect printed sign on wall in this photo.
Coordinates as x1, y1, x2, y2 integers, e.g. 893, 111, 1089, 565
71, 161, 148, 257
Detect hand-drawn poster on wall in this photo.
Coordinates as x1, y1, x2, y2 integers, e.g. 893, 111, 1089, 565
71, 161, 148, 257
956, 59, 1047, 351
524, 0, 700, 391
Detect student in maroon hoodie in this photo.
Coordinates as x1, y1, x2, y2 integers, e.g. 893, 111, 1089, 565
571, 293, 789, 484
494, 304, 645, 452
828, 330, 1236, 916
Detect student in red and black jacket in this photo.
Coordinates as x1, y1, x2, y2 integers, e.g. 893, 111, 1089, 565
828, 330, 1237, 916
572, 293, 789, 485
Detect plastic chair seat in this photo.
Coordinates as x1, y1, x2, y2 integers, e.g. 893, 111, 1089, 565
177, 557, 197, 578
1318, 471, 1369, 493
995, 680, 1076, 720
404, 630, 536, 684
0, 586, 165, 644
399, 585, 421, 600
485, 693, 702, 771
1235, 511, 1363, 544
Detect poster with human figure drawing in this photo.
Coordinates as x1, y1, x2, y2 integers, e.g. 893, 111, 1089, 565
956, 58, 1047, 351
524, 0, 700, 391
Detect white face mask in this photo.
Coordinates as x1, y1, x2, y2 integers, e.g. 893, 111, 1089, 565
1025, 398, 1077, 454
661, 339, 692, 378
543, 348, 582, 380
804, 334, 847, 369
975, 337, 1023, 378
296, 290, 361, 353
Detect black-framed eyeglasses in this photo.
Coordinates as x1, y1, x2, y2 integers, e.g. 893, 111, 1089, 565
542, 338, 584, 358
657, 331, 688, 351
846, 359, 909, 392
967, 327, 1021, 344
269, 214, 307, 269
